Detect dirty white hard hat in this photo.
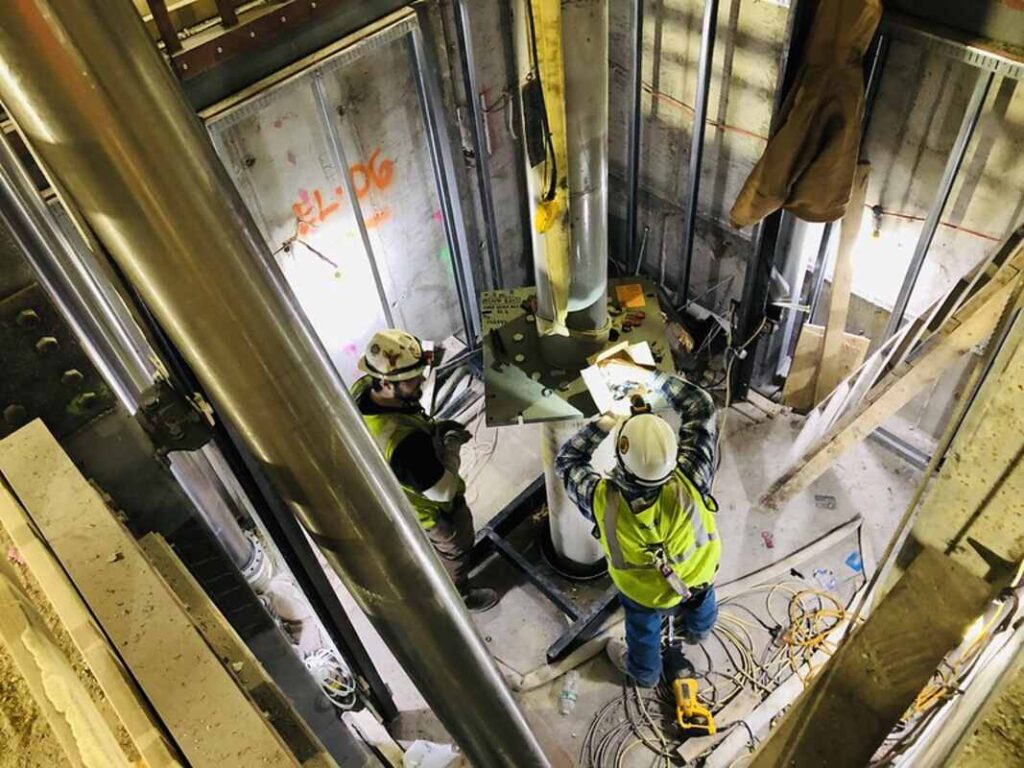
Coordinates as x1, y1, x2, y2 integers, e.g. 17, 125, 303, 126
358, 329, 429, 382
614, 413, 678, 486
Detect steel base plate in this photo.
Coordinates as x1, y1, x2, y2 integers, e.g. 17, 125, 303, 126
481, 277, 674, 426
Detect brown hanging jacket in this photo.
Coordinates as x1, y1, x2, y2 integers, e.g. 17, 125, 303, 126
730, 0, 882, 228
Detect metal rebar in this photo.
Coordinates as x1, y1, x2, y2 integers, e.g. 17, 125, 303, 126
679, 0, 720, 306
312, 74, 395, 328
882, 69, 994, 341
807, 222, 835, 324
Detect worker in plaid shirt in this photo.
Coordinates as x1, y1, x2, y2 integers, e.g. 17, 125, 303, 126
556, 360, 720, 687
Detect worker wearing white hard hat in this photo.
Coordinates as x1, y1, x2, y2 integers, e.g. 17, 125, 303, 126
556, 359, 721, 687
352, 329, 498, 613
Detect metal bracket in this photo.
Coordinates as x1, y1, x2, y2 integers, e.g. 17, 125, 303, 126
469, 476, 620, 662
135, 378, 213, 454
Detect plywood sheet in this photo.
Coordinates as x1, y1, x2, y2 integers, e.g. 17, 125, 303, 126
0, 420, 299, 768
784, 324, 870, 412
140, 533, 335, 768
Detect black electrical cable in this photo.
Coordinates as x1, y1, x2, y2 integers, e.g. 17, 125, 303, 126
523, 0, 558, 202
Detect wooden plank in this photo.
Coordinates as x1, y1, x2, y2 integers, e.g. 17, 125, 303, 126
344, 710, 404, 768
783, 324, 870, 413
910, 293, 1024, 578
761, 276, 1018, 510
0, 421, 300, 768
0, 486, 181, 768
747, 547, 992, 768
815, 162, 871, 403
788, 234, 1024, 458
0, 567, 131, 768
139, 533, 337, 768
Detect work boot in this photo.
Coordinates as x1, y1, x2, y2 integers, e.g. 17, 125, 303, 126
606, 638, 656, 689
462, 587, 499, 613
606, 638, 629, 677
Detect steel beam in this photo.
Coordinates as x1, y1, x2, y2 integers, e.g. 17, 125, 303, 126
453, 0, 504, 290
882, 70, 994, 341
625, 0, 644, 267
678, 0, 719, 306
409, 11, 482, 342
312, 75, 395, 328
0, 2, 546, 763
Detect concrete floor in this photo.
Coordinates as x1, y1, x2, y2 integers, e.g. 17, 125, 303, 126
326, 393, 923, 762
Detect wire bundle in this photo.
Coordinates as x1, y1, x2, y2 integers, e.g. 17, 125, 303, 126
870, 589, 1019, 766
579, 580, 854, 767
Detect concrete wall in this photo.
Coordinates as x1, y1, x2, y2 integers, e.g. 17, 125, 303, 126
608, 0, 788, 313
208, 22, 467, 384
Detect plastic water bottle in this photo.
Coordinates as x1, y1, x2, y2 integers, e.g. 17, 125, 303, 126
559, 670, 579, 715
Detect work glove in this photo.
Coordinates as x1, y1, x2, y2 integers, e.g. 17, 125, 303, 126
434, 419, 471, 473
594, 411, 628, 433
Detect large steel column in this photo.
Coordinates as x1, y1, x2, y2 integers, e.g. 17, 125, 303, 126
516, 0, 610, 570
0, 2, 547, 765
561, 0, 610, 332
542, 420, 604, 575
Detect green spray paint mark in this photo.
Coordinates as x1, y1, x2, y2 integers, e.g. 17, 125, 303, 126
439, 245, 454, 277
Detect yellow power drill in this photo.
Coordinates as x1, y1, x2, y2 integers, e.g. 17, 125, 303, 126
673, 678, 716, 735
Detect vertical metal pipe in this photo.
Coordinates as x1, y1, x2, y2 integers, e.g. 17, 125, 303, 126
0, 135, 152, 409
408, 20, 481, 342
882, 70, 993, 340
543, 421, 604, 572
312, 74, 395, 328
861, 33, 889, 131
454, 0, 504, 290
626, 0, 644, 267
561, 0, 610, 328
678, 0, 719, 306
807, 222, 835, 324
0, 133, 256, 570
0, 2, 546, 764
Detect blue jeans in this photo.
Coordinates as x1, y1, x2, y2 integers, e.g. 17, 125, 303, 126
620, 587, 718, 687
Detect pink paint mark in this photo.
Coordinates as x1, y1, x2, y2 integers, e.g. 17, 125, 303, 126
7, 546, 25, 566
342, 343, 359, 357
761, 531, 775, 550
297, 188, 310, 204
432, 210, 443, 223
286, 150, 297, 166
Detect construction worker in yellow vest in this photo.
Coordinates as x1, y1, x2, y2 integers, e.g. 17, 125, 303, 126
353, 329, 499, 613
556, 358, 720, 687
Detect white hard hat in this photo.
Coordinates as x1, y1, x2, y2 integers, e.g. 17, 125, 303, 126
614, 413, 678, 486
358, 329, 428, 382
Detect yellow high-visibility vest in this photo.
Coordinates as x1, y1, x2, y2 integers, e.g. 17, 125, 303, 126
352, 376, 463, 530
593, 471, 720, 609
